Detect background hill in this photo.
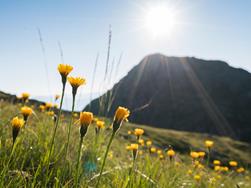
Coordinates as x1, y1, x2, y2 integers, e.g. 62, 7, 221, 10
85, 54, 251, 143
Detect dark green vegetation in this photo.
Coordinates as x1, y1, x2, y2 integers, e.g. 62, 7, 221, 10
85, 54, 251, 143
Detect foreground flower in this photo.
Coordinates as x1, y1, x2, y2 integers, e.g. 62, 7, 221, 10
11, 117, 25, 145
229, 161, 238, 167
75, 111, 93, 187
20, 106, 33, 121
58, 64, 73, 84
96, 106, 130, 187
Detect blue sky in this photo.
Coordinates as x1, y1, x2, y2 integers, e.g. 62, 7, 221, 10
0, 0, 251, 110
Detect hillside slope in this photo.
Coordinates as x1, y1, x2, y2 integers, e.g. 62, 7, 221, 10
85, 54, 251, 143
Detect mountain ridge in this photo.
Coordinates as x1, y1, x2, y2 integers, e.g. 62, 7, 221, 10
85, 53, 251, 143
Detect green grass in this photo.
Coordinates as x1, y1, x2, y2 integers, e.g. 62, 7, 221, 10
0, 100, 250, 188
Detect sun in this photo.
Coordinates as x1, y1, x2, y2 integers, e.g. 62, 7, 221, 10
144, 4, 177, 38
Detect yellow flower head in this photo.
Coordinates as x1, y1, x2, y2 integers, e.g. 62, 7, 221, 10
11, 117, 25, 129
167, 149, 175, 157
229, 161, 238, 167
194, 175, 201, 181
205, 140, 214, 148
21, 92, 30, 101
80, 112, 93, 126
21, 106, 33, 117
187, 169, 193, 175
213, 160, 221, 166
221, 166, 229, 172
157, 150, 162, 155
128, 130, 132, 135
129, 144, 139, 151
39, 105, 46, 112
237, 167, 245, 173
138, 139, 144, 145
150, 147, 156, 153
47, 111, 55, 116
134, 128, 144, 136
96, 120, 105, 129
214, 165, 221, 171
45, 102, 53, 109
146, 140, 152, 147
68, 76, 86, 89
58, 64, 73, 77
190, 152, 199, 159
198, 151, 206, 158
114, 106, 130, 122
159, 154, 164, 160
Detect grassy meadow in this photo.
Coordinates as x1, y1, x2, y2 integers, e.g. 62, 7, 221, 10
0, 64, 250, 188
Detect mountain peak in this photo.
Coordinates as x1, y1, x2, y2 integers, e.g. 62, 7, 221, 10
85, 54, 251, 143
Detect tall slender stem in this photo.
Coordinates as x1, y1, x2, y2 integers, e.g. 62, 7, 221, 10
48, 83, 65, 165
65, 94, 76, 159
75, 136, 84, 187
96, 131, 115, 188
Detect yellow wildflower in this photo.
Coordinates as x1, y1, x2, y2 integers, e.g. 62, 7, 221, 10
236, 167, 245, 173
20, 106, 33, 121
190, 152, 199, 159
11, 117, 25, 129
150, 147, 156, 153
167, 149, 175, 157
79, 112, 93, 138
96, 120, 105, 129
205, 140, 214, 148
213, 160, 221, 165
113, 106, 130, 133
198, 151, 206, 158
134, 128, 144, 137
58, 64, 73, 77
194, 175, 201, 181
229, 161, 238, 167
146, 140, 152, 147
21, 92, 30, 101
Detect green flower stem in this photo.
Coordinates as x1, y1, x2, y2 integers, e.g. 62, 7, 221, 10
75, 136, 84, 187
96, 131, 115, 188
65, 94, 76, 159
48, 82, 66, 166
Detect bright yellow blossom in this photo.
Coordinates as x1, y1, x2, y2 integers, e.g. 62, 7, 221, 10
114, 106, 130, 123
11, 117, 25, 129
213, 160, 221, 165
190, 152, 199, 159
134, 128, 144, 137
236, 167, 245, 173
194, 175, 201, 181
167, 149, 175, 157
20, 106, 33, 121
96, 120, 105, 129
229, 161, 238, 167
58, 64, 73, 77
205, 140, 214, 148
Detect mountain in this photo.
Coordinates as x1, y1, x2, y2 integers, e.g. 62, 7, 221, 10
84, 53, 251, 143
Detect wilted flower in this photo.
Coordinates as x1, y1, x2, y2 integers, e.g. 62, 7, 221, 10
20, 106, 33, 121
11, 117, 25, 144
